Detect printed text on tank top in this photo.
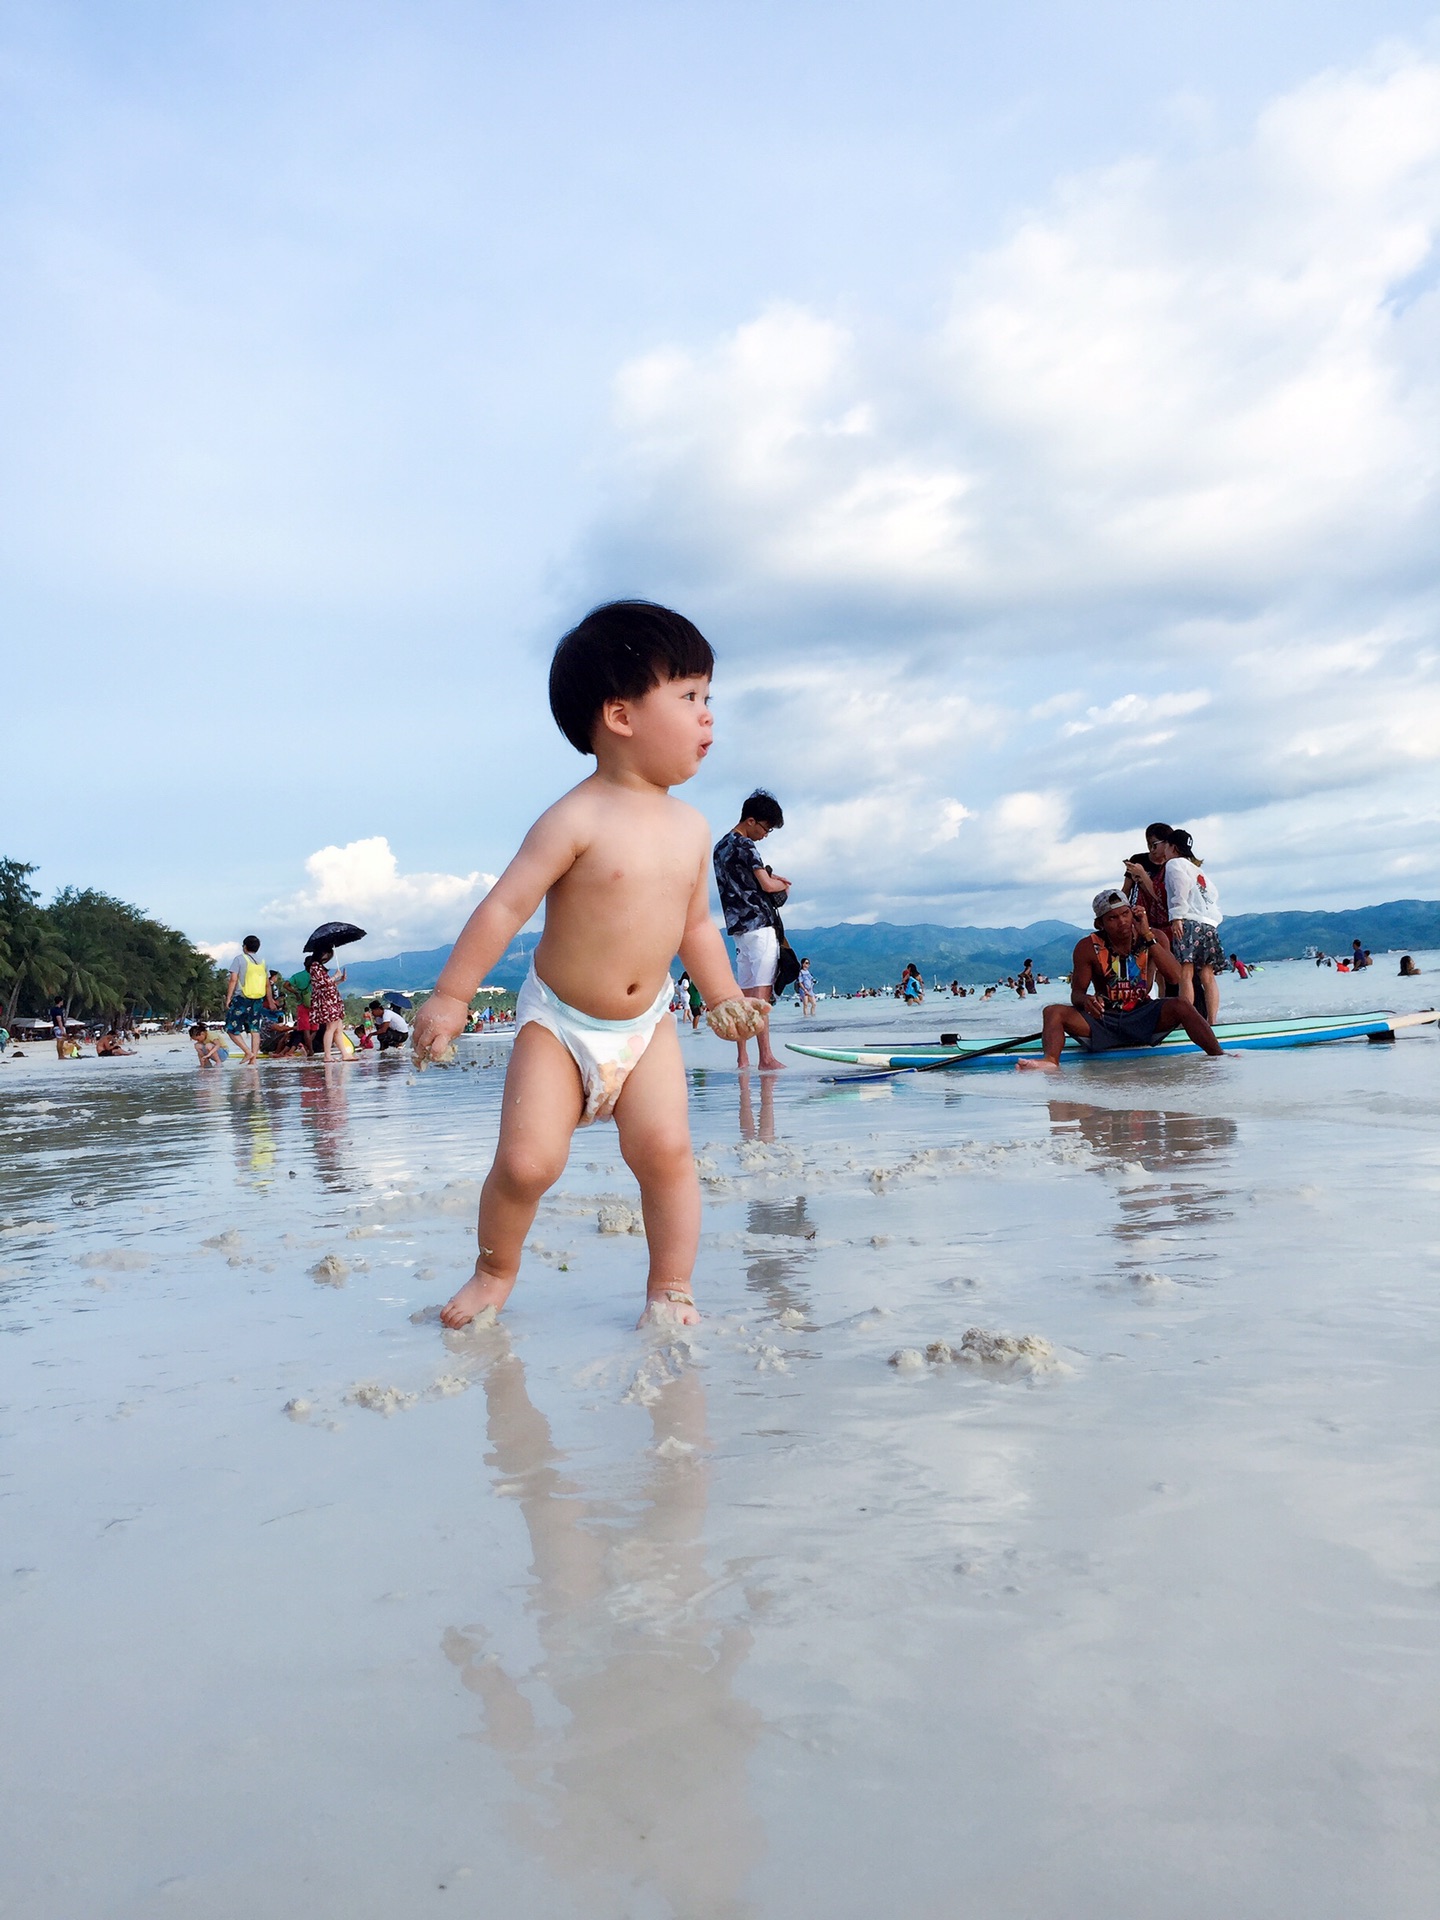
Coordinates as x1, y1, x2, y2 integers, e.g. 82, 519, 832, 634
1089, 937, 1151, 1013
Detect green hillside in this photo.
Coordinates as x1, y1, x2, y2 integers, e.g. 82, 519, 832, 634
338, 900, 1440, 997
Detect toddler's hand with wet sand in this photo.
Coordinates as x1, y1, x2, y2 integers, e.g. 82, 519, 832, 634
411, 992, 468, 1066
705, 998, 769, 1042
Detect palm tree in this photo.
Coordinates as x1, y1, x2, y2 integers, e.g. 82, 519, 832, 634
2, 918, 69, 1021
58, 951, 125, 1019
0, 859, 66, 1020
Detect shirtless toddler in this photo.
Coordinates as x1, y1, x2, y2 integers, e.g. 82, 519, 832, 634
410, 601, 768, 1330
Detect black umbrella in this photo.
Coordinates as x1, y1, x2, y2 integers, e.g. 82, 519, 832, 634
304, 921, 366, 953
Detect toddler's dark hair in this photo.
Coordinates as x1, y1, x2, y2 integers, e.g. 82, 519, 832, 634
549, 601, 714, 754
741, 789, 784, 828
189, 1024, 206, 1038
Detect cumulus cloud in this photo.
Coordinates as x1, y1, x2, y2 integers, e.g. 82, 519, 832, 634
593, 45, 1440, 919
260, 837, 496, 952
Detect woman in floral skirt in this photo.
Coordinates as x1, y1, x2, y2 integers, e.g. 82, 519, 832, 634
305, 944, 349, 1062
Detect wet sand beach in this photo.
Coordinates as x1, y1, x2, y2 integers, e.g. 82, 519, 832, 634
2, 959, 1438, 1917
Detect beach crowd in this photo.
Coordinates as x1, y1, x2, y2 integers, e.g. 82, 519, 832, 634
3, 600, 1413, 1334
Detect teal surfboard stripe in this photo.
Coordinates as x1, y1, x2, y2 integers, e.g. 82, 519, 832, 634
787, 1010, 1436, 1071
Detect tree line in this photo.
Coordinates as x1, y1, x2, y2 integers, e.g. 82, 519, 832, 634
0, 858, 227, 1023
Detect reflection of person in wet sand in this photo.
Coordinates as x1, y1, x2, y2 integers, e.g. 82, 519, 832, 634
745, 1195, 815, 1316
737, 1068, 776, 1145
296, 1061, 353, 1190
411, 603, 765, 1332
442, 1339, 761, 1919
1049, 1101, 1238, 1171
1049, 1099, 1241, 1246
1019, 891, 1224, 1072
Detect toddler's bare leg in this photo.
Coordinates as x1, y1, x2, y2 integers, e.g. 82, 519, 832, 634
441, 1025, 583, 1328
614, 1017, 701, 1327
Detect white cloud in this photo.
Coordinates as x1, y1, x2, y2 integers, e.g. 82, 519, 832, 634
592, 44, 1440, 920
609, 50, 1440, 613
260, 837, 496, 952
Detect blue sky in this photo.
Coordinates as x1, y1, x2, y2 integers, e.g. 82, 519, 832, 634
5, 1, 1440, 962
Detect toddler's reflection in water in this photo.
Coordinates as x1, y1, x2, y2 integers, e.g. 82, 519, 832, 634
443, 1338, 762, 1920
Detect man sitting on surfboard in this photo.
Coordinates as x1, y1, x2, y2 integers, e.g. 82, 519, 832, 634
1018, 890, 1224, 1072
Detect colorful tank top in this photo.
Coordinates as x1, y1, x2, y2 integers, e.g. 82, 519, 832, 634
1090, 937, 1151, 1013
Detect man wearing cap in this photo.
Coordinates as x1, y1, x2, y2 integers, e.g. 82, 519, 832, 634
1018, 891, 1224, 1071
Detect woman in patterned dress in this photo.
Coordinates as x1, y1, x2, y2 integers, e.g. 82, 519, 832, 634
305, 945, 349, 1062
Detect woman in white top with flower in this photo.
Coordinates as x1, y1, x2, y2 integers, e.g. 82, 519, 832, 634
1150, 825, 1222, 1023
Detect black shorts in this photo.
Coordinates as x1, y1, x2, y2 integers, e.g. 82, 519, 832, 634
1083, 999, 1164, 1052
377, 1026, 408, 1050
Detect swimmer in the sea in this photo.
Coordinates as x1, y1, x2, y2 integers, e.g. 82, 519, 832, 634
410, 601, 768, 1332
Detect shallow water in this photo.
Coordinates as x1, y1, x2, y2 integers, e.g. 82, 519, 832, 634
2, 958, 1438, 1918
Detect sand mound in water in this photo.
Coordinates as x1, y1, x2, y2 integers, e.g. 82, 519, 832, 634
890, 1329, 1066, 1375
346, 1382, 416, 1415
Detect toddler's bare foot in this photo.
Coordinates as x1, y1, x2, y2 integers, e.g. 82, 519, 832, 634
637, 1288, 701, 1329
1016, 1058, 1060, 1073
440, 1267, 516, 1329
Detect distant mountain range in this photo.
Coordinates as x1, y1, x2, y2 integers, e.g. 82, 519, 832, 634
338, 899, 1440, 996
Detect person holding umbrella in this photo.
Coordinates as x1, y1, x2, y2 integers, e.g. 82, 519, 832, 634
301, 922, 365, 1064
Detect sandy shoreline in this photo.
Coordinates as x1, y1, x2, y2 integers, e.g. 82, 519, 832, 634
2, 959, 1438, 1917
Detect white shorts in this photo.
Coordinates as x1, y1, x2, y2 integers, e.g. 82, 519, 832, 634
733, 927, 779, 991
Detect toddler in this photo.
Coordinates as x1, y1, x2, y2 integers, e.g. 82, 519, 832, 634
411, 602, 767, 1329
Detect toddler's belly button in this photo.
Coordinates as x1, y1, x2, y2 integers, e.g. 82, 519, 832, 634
627, 983, 638, 997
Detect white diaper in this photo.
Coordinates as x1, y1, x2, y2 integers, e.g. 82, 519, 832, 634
514, 964, 674, 1124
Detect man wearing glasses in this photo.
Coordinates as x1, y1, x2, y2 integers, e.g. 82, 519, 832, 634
712, 789, 790, 1072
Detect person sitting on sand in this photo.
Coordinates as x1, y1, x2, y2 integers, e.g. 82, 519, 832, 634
410, 600, 768, 1333
190, 1022, 225, 1066
1018, 890, 1224, 1072
94, 1026, 134, 1056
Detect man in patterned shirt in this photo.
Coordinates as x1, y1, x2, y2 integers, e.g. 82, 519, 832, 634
712, 790, 790, 1071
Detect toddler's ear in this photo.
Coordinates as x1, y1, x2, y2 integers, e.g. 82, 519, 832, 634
599, 697, 635, 738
